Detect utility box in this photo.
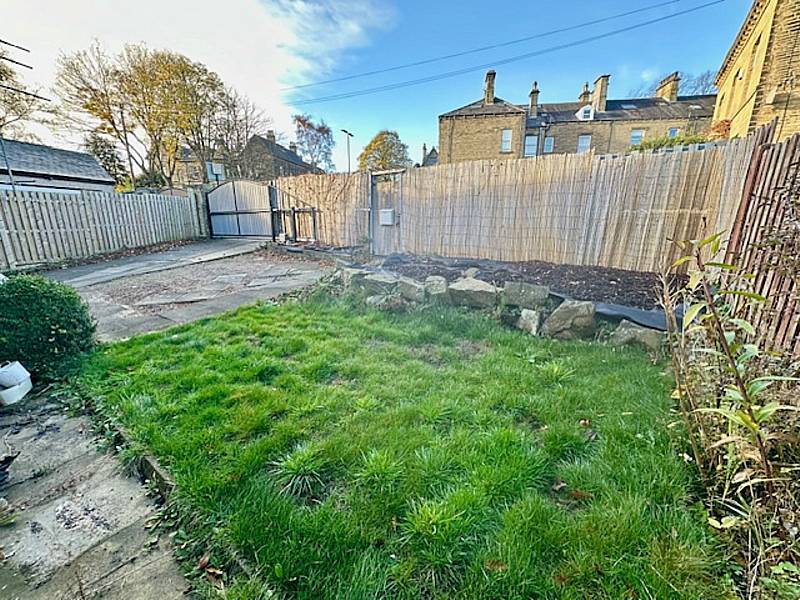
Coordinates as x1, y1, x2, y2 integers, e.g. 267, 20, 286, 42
379, 208, 396, 226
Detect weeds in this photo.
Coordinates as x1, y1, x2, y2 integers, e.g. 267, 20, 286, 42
663, 231, 800, 598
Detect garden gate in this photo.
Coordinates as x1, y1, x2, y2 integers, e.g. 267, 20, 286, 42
206, 180, 275, 238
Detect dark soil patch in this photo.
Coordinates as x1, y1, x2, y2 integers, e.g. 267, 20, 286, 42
382, 254, 672, 310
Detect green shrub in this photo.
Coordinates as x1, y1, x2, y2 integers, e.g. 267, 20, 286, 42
0, 274, 95, 382
631, 133, 709, 151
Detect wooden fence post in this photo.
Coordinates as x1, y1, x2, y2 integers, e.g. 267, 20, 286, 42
0, 192, 18, 270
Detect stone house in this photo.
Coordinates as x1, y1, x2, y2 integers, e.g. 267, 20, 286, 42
173, 131, 317, 186
713, 0, 800, 140
420, 144, 438, 167
438, 70, 715, 163
241, 132, 317, 180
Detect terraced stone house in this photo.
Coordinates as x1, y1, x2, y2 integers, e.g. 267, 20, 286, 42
438, 70, 715, 163
713, 0, 800, 140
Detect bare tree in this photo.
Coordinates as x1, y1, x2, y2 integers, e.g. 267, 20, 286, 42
293, 114, 334, 171
0, 50, 45, 138
628, 70, 717, 98
216, 88, 270, 178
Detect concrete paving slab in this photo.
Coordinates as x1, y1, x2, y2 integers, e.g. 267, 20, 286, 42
0, 398, 180, 597
48, 239, 262, 289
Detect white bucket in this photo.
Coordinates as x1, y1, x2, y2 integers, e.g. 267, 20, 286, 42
0, 361, 30, 388
0, 376, 32, 406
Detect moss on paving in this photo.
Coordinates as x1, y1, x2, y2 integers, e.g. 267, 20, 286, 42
78, 293, 730, 599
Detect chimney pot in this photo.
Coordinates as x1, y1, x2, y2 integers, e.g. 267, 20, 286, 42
655, 71, 680, 102
578, 82, 591, 104
289, 142, 297, 154
484, 70, 496, 105
591, 74, 610, 112
266, 130, 276, 143
529, 81, 540, 117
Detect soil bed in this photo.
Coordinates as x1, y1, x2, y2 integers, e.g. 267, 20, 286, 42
382, 253, 671, 310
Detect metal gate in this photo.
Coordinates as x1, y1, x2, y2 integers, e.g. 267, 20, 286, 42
207, 180, 275, 237
207, 179, 321, 242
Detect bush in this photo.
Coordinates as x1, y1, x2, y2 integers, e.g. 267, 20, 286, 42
0, 274, 95, 382
631, 132, 709, 151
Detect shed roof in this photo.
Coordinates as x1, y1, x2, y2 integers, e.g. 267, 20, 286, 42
0, 138, 115, 183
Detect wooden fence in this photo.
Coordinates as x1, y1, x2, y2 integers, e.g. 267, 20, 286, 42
0, 189, 207, 270
275, 134, 760, 273
725, 125, 800, 357
274, 171, 370, 247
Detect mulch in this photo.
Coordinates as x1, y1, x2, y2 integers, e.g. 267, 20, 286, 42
382, 254, 671, 310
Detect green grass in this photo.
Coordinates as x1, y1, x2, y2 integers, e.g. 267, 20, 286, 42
77, 293, 730, 599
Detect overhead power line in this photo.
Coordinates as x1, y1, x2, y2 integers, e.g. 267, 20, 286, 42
292, 0, 726, 106
0, 38, 30, 52
285, 0, 683, 91
0, 55, 32, 69
0, 83, 50, 102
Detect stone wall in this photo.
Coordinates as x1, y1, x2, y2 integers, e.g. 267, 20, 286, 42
750, 0, 800, 139
438, 114, 526, 163
439, 114, 712, 162
539, 117, 711, 156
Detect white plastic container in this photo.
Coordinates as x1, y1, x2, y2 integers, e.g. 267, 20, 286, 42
0, 361, 30, 388
0, 376, 32, 406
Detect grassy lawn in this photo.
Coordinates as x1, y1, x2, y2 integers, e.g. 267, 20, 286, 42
77, 293, 729, 599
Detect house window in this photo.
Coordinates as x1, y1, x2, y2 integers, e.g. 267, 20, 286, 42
668, 127, 679, 138
581, 107, 592, 120
630, 129, 645, 146
577, 134, 592, 154
500, 129, 513, 153
543, 136, 554, 153
524, 134, 538, 157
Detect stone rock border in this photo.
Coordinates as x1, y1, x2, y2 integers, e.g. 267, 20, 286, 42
335, 266, 666, 352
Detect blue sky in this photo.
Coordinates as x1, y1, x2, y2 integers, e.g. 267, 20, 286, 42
9, 0, 751, 171
284, 0, 752, 167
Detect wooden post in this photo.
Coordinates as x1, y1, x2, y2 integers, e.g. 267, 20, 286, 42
290, 207, 298, 242
0, 192, 17, 270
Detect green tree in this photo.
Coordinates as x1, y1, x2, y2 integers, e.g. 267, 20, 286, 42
293, 114, 334, 171
84, 132, 127, 185
358, 130, 411, 172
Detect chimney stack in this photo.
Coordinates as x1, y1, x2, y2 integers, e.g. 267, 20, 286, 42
591, 74, 610, 112
289, 142, 298, 154
266, 130, 276, 143
528, 81, 540, 117
484, 70, 496, 105
655, 71, 680, 102
578, 82, 591, 104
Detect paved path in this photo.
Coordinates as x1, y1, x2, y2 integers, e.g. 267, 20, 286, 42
53, 240, 327, 342
1, 240, 329, 599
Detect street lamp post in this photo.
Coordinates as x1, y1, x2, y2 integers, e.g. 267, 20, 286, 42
340, 129, 354, 173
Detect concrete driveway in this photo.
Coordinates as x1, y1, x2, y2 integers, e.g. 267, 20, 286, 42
49, 239, 329, 341
0, 240, 330, 598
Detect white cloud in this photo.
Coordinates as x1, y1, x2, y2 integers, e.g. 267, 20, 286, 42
639, 67, 660, 83
4, 0, 394, 166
